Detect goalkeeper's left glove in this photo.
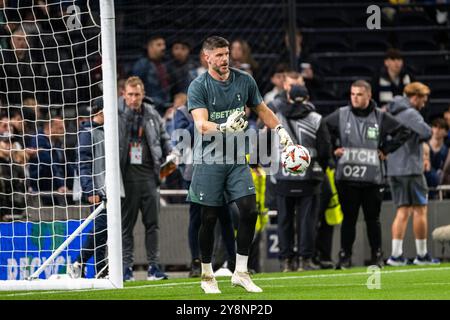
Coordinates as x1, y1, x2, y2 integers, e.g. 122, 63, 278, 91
275, 124, 293, 149
218, 110, 248, 133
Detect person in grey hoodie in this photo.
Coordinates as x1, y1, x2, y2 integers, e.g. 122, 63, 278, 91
385, 82, 439, 266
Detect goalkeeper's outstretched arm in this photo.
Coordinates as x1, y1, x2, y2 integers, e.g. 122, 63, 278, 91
254, 102, 293, 147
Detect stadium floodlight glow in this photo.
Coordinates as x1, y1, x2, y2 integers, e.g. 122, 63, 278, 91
0, 0, 122, 291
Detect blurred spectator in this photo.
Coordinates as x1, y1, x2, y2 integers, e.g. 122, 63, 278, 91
0, 27, 44, 105
281, 29, 322, 99
160, 93, 186, 198
230, 39, 259, 76
281, 30, 311, 74
164, 93, 187, 140
8, 107, 28, 150
168, 39, 196, 95
0, 133, 25, 221
0, 115, 8, 135
273, 84, 331, 272
263, 63, 288, 105
326, 80, 409, 269
443, 107, 450, 146
131, 35, 171, 116
424, 118, 449, 198
385, 82, 437, 266
21, 95, 43, 134
0, 0, 9, 49
118, 78, 126, 97
119, 76, 173, 281
442, 146, 450, 189
27, 116, 69, 205
372, 48, 414, 109
229, 39, 262, 130
268, 71, 304, 113
188, 51, 208, 80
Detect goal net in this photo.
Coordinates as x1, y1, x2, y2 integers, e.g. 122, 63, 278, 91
0, 0, 122, 290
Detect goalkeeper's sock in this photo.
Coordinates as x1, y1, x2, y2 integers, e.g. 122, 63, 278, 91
201, 263, 214, 277
236, 254, 249, 273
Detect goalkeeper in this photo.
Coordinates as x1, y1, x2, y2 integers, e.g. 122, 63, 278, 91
69, 98, 108, 278
187, 36, 293, 294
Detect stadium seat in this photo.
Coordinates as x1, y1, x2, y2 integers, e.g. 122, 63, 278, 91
312, 40, 351, 53
430, 88, 450, 99
423, 63, 450, 76
400, 39, 440, 51
338, 63, 375, 77
396, 11, 435, 26
314, 88, 339, 101
353, 39, 391, 52
312, 15, 351, 28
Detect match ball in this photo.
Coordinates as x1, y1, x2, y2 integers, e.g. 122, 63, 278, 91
281, 144, 311, 174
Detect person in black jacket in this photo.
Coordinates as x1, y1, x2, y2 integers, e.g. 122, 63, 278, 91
325, 80, 410, 269
273, 84, 332, 271
119, 76, 174, 281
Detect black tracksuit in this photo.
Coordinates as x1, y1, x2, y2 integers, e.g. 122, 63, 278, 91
325, 100, 410, 257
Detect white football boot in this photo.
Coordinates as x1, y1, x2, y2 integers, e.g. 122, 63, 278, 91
200, 274, 221, 294
231, 271, 263, 293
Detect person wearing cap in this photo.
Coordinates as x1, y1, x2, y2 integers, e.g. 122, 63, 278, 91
325, 80, 410, 269
385, 82, 440, 266
68, 97, 108, 278
272, 84, 332, 272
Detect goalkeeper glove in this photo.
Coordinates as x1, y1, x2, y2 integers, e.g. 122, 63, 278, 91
217, 110, 248, 133
275, 124, 293, 148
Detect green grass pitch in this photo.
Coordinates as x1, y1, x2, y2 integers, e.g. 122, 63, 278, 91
1, 263, 450, 300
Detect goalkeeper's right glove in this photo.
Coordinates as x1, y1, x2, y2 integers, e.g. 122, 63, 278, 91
217, 110, 248, 133
276, 124, 293, 149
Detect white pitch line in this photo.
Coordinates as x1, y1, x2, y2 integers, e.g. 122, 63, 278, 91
2, 266, 450, 298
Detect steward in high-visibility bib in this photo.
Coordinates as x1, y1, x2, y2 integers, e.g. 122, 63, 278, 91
272, 84, 332, 272
325, 80, 409, 269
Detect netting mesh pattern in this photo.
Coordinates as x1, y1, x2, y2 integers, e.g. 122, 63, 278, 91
0, 1, 104, 280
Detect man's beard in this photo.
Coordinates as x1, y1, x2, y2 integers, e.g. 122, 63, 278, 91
213, 64, 229, 76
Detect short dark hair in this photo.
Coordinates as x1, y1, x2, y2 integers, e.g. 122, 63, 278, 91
432, 118, 449, 131
8, 107, 22, 119
172, 38, 191, 49
351, 80, 372, 93
385, 48, 403, 60
146, 35, 165, 46
202, 36, 229, 51
274, 63, 289, 74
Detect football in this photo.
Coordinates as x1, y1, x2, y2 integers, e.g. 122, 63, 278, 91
281, 144, 311, 174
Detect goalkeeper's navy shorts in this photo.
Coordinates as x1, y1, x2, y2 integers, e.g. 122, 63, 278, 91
187, 163, 256, 206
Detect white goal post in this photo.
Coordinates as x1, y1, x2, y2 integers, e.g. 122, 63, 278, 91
0, 0, 122, 291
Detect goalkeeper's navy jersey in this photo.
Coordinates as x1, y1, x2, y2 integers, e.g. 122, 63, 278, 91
187, 67, 263, 163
